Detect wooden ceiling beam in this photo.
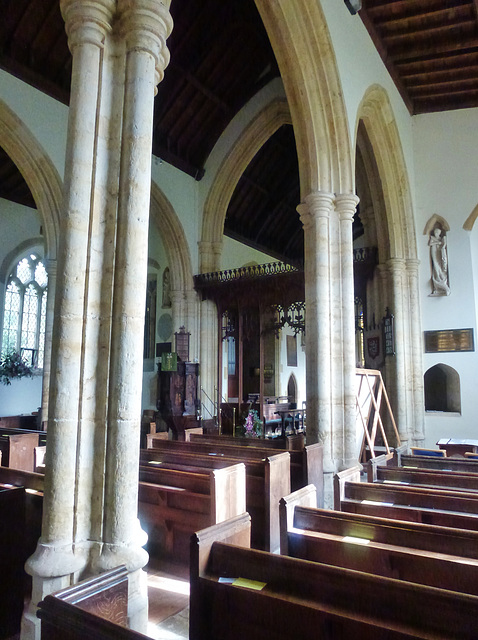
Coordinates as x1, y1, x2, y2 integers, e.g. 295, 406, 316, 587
367, 0, 470, 15
383, 19, 475, 45
404, 66, 478, 85
375, 6, 472, 30
391, 37, 478, 61
408, 77, 478, 96
359, 10, 414, 113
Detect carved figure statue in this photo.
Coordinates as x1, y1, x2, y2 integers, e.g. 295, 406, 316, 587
429, 227, 450, 296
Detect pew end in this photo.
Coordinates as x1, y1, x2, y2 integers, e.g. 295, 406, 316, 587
279, 484, 317, 555
333, 465, 362, 511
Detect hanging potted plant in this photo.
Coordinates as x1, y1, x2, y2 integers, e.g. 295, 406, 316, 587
0, 350, 35, 386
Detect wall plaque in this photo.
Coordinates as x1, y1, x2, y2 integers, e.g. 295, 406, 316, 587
424, 328, 474, 353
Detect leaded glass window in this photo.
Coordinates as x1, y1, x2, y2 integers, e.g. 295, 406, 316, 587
2, 254, 48, 368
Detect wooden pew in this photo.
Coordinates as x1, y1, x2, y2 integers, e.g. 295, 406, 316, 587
0, 430, 40, 471
341, 480, 478, 514
0, 466, 44, 559
401, 452, 478, 472
280, 485, 478, 559
138, 458, 246, 564
370, 463, 478, 492
190, 515, 478, 640
141, 442, 289, 552
37, 565, 150, 639
188, 432, 323, 504
0, 484, 26, 639
279, 487, 478, 596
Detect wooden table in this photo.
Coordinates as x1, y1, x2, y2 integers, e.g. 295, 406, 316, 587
437, 438, 478, 457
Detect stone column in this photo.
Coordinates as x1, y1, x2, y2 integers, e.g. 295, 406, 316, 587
199, 241, 222, 424
335, 194, 360, 468
297, 192, 334, 468
406, 259, 425, 443
386, 258, 408, 443
100, 0, 172, 629
23, 3, 116, 638
40, 258, 57, 429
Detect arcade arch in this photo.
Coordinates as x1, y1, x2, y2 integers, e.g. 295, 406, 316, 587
356, 85, 424, 444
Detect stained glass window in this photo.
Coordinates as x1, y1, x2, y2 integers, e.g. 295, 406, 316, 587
1, 254, 48, 368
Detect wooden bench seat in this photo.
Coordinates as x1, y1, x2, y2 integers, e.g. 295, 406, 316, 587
141, 443, 290, 552
187, 432, 323, 504
279, 488, 478, 596
400, 453, 478, 472
342, 480, 478, 514
37, 565, 149, 639
138, 460, 245, 565
370, 463, 478, 491
280, 486, 478, 559
0, 430, 40, 472
190, 514, 478, 640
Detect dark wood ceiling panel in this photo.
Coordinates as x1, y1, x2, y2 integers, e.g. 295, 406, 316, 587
360, 0, 478, 114
0, 145, 35, 209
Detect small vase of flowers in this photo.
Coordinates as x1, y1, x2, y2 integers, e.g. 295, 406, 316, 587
242, 408, 262, 438
0, 350, 35, 386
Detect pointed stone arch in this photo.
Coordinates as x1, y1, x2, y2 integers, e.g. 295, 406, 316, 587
0, 99, 61, 259
355, 84, 423, 445
255, 0, 353, 196
150, 182, 194, 293
356, 85, 416, 261
202, 97, 291, 251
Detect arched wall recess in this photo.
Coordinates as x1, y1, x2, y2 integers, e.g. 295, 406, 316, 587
424, 364, 461, 414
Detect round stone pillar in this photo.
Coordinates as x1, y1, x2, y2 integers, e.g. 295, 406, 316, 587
101, 0, 172, 566
406, 258, 425, 443
387, 257, 409, 443
40, 258, 57, 429
297, 192, 334, 467
198, 241, 222, 425
23, 3, 116, 638
335, 194, 360, 468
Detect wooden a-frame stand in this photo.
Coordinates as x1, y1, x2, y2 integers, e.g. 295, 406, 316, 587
356, 368, 400, 462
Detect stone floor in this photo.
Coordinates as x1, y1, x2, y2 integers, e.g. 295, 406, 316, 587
145, 556, 190, 640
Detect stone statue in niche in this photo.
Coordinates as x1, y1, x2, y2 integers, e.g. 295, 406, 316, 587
428, 226, 450, 296
162, 267, 171, 308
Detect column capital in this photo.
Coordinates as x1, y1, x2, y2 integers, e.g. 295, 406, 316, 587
297, 191, 335, 227
334, 193, 360, 222
386, 257, 407, 274
405, 258, 421, 273
118, 0, 173, 86
61, 0, 116, 50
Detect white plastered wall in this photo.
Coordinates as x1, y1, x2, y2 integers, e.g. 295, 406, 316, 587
413, 107, 478, 444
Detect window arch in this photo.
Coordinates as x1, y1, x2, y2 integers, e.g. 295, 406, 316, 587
2, 254, 48, 368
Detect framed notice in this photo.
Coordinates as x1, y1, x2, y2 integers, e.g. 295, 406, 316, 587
424, 328, 474, 353
161, 352, 177, 371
